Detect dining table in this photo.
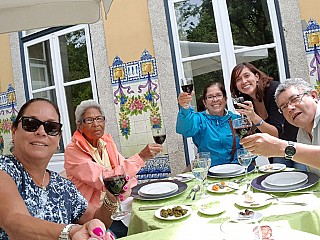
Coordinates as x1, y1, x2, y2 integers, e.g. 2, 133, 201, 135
126, 168, 320, 239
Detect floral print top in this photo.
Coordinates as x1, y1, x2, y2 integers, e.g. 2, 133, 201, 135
0, 155, 88, 239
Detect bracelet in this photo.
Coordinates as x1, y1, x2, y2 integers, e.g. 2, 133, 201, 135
255, 118, 264, 127
58, 224, 76, 240
103, 196, 118, 213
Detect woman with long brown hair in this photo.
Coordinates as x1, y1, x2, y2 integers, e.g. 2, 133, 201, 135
230, 62, 306, 170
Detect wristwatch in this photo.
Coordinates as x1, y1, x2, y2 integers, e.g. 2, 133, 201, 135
285, 141, 296, 160
59, 224, 76, 240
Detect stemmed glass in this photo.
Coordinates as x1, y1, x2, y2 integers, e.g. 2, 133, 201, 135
152, 125, 166, 156
197, 152, 211, 187
152, 126, 166, 145
181, 78, 194, 94
102, 165, 130, 220
237, 148, 254, 184
232, 117, 253, 139
191, 157, 208, 199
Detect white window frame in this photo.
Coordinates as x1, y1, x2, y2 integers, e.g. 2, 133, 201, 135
168, 0, 286, 161
23, 24, 98, 172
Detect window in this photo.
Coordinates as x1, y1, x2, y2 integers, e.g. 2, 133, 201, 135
23, 25, 98, 171
167, 0, 286, 159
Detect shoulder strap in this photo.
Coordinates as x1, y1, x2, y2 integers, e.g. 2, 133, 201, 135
228, 118, 236, 161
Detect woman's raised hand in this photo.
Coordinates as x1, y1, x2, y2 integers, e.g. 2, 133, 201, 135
139, 143, 163, 160
178, 92, 194, 108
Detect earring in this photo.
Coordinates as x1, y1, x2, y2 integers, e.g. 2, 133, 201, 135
57, 145, 60, 150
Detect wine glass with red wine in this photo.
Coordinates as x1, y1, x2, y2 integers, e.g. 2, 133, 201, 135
152, 126, 166, 145
181, 78, 194, 94
232, 97, 245, 110
232, 117, 253, 139
102, 165, 130, 220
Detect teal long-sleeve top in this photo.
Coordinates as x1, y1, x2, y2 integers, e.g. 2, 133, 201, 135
176, 107, 241, 166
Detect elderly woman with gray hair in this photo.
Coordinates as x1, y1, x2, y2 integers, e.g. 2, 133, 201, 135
64, 100, 163, 237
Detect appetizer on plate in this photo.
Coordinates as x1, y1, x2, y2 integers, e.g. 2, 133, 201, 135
207, 181, 239, 193
236, 193, 271, 208
231, 209, 263, 223
155, 205, 192, 220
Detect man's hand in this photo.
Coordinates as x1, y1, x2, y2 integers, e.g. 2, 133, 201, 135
240, 133, 285, 157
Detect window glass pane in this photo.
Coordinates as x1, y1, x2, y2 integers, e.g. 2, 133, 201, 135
174, 0, 219, 58
227, 0, 274, 47
235, 48, 279, 80
33, 89, 64, 153
183, 56, 223, 111
65, 82, 93, 134
59, 29, 90, 82
28, 41, 54, 90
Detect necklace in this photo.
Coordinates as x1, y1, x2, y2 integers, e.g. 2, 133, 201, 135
29, 171, 47, 190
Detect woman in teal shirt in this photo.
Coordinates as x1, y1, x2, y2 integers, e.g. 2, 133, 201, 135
176, 82, 241, 166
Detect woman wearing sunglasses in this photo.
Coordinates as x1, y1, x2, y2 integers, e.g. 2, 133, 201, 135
64, 100, 163, 238
0, 98, 117, 240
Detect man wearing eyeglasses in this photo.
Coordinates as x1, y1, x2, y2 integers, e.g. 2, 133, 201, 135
240, 78, 320, 176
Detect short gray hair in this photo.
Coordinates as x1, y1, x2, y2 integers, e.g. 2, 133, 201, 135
75, 100, 105, 125
275, 78, 313, 105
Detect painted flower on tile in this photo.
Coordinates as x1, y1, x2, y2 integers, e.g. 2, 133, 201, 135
119, 112, 131, 139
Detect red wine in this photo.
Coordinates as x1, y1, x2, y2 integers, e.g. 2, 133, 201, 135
103, 175, 127, 195
181, 84, 193, 94
232, 97, 245, 109
234, 125, 252, 139
153, 135, 166, 144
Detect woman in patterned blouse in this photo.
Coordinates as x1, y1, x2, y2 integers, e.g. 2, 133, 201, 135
0, 98, 118, 240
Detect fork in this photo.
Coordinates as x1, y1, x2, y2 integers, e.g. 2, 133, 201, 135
265, 197, 308, 206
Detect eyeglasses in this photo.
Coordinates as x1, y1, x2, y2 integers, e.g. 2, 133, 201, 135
82, 116, 105, 124
20, 117, 62, 136
278, 92, 309, 114
205, 94, 224, 101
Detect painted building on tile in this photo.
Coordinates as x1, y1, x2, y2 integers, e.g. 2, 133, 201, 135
0, 0, 319, 176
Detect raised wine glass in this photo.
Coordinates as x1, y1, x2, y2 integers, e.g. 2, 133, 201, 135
232, 117, 253, 139
181, 78, 194, 94
232, 97, 245, 110
152, 126, 166, 145
102, 165, 130, 220
191, 157, 208, 199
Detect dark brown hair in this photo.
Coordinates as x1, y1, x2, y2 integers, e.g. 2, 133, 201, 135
202, 82, 226, 100
230, 62, 273, 102
12, 98, 61, 129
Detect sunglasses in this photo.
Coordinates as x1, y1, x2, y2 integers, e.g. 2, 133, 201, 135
20, 117, 62, 136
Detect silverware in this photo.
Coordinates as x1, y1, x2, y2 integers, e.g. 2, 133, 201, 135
186, 185, 199, 199
233, 177, 244, 184
192, 185, 200, 200
265, 197, 307, 206
139, 204, 192, 211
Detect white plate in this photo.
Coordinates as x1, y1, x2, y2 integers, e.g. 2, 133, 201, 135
154, 205, 192, 220
230, 211, 263, 223
199, 201, 225, 215
173, 173, 195, 182
207, 182, 239, 193
259, 163, 286, 173
139, 182, 179, 196
235, 193, 272, 208
209, 164, 244, 175
261, 179, 308, 191
265, 172, 308, 187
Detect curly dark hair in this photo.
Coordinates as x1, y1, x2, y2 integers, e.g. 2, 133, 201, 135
230, 62, 273, 102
